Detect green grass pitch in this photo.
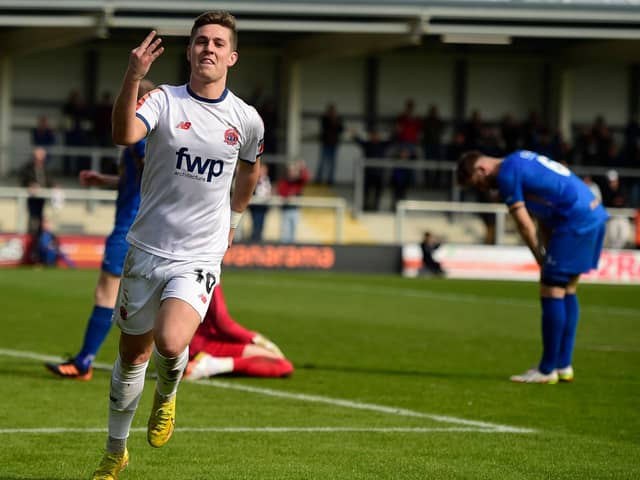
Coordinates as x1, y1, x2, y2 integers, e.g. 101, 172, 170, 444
0, 268, 638, 479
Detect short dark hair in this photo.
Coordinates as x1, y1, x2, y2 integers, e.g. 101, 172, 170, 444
190, 11, 238, 50
456, 150, 483, 186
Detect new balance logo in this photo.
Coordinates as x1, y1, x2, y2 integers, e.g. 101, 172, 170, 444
177, 121, 192, 130
175, 147, 224, 182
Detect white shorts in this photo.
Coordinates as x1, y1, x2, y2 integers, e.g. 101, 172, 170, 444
114, 246, 220, 335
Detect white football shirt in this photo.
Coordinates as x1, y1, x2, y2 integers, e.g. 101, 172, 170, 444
127, 84, 264, 262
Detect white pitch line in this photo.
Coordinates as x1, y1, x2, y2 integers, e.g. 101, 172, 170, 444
0, 426, 508, 435
0, 348, 534, 434
0, 348, 113, 371
194, 378, 533, 433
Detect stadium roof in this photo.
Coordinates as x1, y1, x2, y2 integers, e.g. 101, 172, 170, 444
1, 1, 639, 36
0, 0, 638, 57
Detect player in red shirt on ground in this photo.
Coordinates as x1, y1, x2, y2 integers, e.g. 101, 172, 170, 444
184, 283, 293, 379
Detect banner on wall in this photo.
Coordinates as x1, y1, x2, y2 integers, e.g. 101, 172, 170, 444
0, 233, 105, 268
402, 243, 640, 284
0, 235, 401, 274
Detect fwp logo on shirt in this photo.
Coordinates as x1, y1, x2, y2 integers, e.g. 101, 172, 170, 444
175, 147, 224, 182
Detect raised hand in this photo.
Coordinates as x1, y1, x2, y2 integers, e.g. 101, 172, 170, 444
128, 31, 164, 80
79, 170, 102, 186
252, 333, 285, 358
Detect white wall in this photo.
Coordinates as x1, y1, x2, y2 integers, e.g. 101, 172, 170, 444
467, 58, 544, 121
571, 63, 628, 126
378, 52, 454, 120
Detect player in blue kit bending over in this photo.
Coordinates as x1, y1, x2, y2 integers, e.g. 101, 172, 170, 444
45, 80, 154, 380
457, 150, 608, 384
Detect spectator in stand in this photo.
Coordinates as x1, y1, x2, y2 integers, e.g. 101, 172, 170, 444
422, 104, 445, 159
62, 88, 90, 175
575, 126, 599, 166
622, 118, 639, 168
20, 146, 55, 264
184, 282, 293, 379
521, 111, 542, 151
530, 127, 563, 161
420, 231, 446, 276
603, 169, 631, 208
602, 169, 632, 249
259, 98, 279, 154
463, 110, 484, 150
93, 91, 114, 147
446, 130, 466, 163
390, 147, 413, 209
592, 115, 614, 165
477, 126, 503, 157
278, 160, 309, 243
395, 99, 422, 158
555, 136, 575, 166
422, 104, 446, 188
500, 114, 520, 153
249, 163, 272, 242
32, 115, 56, 147
315, 103, 343, 185
621, 118, 640, 205
582, 175, 602, 203
351, 128, 392, 212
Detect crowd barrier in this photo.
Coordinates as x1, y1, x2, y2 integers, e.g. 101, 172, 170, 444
402, 243, 640, 284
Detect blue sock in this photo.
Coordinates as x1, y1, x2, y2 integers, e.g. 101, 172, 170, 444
75, 305, 114, 370
558, 294, 579, 369
539, 297, 566, 374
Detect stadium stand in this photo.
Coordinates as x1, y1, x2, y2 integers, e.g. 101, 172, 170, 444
0, 1, 638, 246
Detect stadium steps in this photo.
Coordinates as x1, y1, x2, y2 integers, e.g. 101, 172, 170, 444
299, 184, 375, 244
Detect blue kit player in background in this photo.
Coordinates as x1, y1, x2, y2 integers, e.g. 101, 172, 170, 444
45, 79, 155, 380
457, 150, 608, 384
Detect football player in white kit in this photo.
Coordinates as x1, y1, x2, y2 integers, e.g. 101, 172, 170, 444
91, 11, 263, 479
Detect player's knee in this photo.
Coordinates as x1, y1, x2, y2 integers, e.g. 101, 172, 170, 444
541, 270, 570, 289
95, 273, 120, 306
94, 287, 115, 307
154, 338, 188, 358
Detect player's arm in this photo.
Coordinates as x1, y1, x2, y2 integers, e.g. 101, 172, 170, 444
112, 31, 163, 145
228, 158, 261, 246
252, 333, 285, 358
509, 201, 543, 265
79, 170, 120, 188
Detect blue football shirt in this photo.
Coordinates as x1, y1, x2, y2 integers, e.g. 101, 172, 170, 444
497, 150, 608, 233
112, 139, 145, 235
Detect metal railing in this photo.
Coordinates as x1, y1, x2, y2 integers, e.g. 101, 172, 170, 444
395, 199, 637, 245
0, 187, 348, 243
352, 156, 640, 216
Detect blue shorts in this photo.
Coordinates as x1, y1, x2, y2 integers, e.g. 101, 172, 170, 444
101, 230, 129, 276
541, 224, 606, 285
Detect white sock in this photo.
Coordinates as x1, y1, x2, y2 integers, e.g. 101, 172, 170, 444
154, 346, 188, 398
107, 354, 148, 447
201, 355, 234, 376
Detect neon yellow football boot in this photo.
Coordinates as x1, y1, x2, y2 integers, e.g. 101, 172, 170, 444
147, 391, 176, 448
91, 448, 129, 480
557, 366, 575, 383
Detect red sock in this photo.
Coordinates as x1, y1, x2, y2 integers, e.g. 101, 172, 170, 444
233, 356, 294, 377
